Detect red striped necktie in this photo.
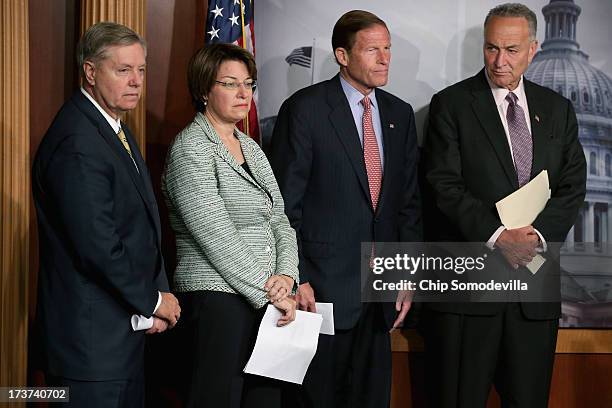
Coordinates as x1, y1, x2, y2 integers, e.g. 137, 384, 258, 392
361, 95, 382, 210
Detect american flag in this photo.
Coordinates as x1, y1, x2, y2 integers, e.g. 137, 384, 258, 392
285, 46, 312, 68
206, 0, 260, 143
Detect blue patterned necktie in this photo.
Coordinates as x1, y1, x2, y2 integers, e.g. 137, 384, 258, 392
506, 92, 532, 187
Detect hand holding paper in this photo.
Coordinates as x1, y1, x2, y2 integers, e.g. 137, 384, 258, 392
272, 297, 297, 326
244, 305, 322, 384
495, 226, 540, 269
295, 282, 317, 312
495, 170, 551, 273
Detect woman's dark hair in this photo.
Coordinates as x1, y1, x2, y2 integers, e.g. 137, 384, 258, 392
188, 43, 257, 112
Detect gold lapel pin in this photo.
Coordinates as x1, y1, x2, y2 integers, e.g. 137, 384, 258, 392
535, 115, 540, 123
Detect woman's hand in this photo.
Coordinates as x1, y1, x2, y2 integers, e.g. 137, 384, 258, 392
272, 297, 297, 327
265, 275, 294, 303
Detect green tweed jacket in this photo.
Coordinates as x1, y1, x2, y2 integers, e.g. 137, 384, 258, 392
162, 113, 299, 308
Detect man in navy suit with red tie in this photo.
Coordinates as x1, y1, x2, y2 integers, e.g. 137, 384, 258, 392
270, 10, 422, 408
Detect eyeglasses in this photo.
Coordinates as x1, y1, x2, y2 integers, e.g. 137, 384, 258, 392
214, 80, 257, 91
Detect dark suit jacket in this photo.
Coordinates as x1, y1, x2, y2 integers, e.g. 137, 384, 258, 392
423, 69, 586, 319
32, 91, 169, 381
269, 75, 422, 330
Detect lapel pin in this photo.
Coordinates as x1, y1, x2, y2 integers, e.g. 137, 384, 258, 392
389, 123, 395, 129
535, 115, 540, 123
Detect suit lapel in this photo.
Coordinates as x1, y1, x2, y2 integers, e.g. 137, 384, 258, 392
326, 76, 370, 203
73, 92, 163, 243
96, 123, 155, 216
375, 92, 394, 216
470, 71, 519, 189
122, 126, 164, 242
195, 113, 273, 202
241, 138, 274, 202
196, 112, 242, 173
524, 80, 552, 179
74, 92, 144, 184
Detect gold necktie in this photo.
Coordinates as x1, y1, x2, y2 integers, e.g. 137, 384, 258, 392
117, 128, 133, 158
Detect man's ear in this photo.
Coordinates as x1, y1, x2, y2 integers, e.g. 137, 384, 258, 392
83, 61, 96, 86
334, 47, 349, 67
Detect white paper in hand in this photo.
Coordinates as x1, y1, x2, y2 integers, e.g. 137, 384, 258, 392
131, 315, 153, 331
315, 302, 335, 335
495, 170, 551, 274
244, 305, 323, 384
495, 170, 550, 229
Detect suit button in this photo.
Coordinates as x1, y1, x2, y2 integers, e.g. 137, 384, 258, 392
264, 245, 272, 253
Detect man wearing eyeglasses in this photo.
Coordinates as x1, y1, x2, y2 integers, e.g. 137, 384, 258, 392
269, 10, 422, 408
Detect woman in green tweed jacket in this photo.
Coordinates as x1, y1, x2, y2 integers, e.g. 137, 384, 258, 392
162, 44, 299, 408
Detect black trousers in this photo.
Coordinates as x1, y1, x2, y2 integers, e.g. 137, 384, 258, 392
297, 303, 391, 408
421, 303, 558, 408
47, 368, 144, 408
179, 290, 292, 408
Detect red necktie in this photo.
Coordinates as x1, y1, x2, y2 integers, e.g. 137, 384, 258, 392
361, 96, 382, 210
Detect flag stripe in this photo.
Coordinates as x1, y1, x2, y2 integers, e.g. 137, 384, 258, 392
285, 46, 312, 68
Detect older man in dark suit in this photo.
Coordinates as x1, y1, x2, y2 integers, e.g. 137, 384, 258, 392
423, 3, 586, 407
269, 10, 422, 408
32, 22, 180, 408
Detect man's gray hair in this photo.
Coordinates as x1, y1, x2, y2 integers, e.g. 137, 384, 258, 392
77, 22, 146, 78
485, 3, 537, 40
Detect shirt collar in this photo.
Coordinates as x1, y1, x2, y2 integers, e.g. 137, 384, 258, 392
484, 70, 527, 107
80, 87, 122, 134
339, 74, 378, 111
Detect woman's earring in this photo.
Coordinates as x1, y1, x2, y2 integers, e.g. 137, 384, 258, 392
203, 98, 208, 106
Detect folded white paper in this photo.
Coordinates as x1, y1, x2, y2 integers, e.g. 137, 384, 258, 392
495, 170, 550, 274
315, 302, 335, 335
244, 305, 322, 384
495, 170, 550, 229
131, 314, 153, 331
